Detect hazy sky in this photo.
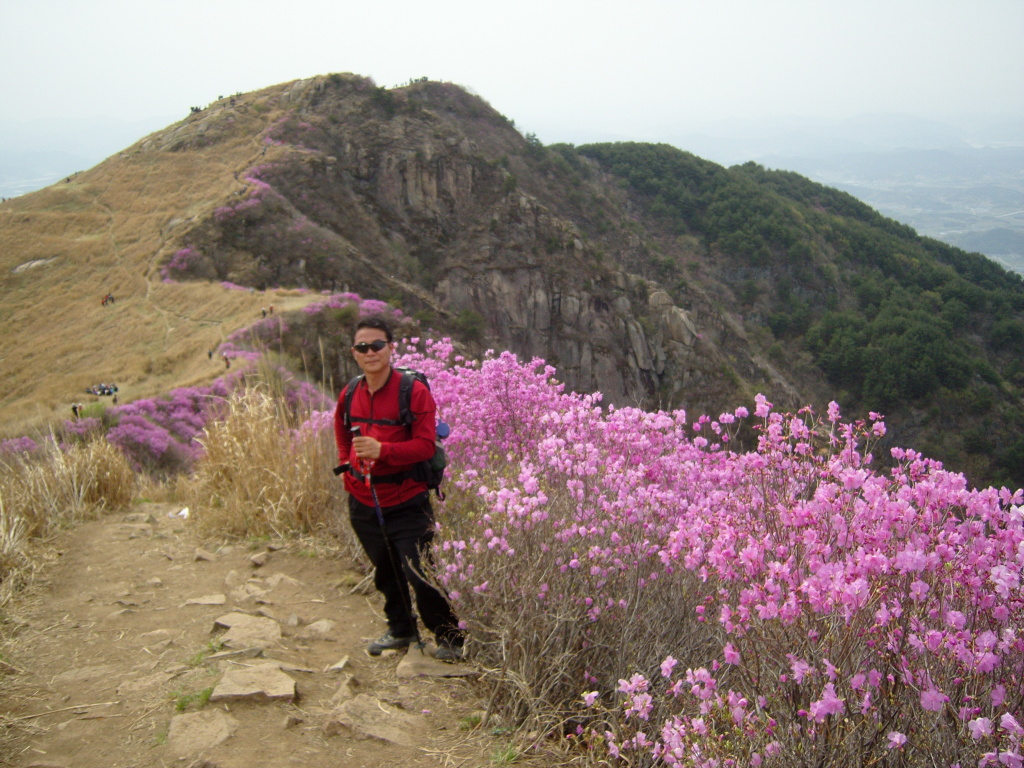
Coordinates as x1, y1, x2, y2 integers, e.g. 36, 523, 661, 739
2, 0, 1022, 146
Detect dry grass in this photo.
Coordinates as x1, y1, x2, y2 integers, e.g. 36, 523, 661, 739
184, 387, 347, 542
0, 81, 323, 443
0, 437, 136, 608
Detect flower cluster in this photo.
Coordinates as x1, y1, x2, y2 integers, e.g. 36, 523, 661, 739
390, 340, 1023, 766
159, 248, 202, 281
300, 292, 407, 322
62, 417, 102, 440
0, 436, 39, 455
106, 380, 237, 474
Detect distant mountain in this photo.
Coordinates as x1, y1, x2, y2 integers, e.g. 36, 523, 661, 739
0, 149, 93, 197
1, 77, 1021, 489
758, 146, 1024, 277
660, 114, 1024, 277
0, 115, 177, 197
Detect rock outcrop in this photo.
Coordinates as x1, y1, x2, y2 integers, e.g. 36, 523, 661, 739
150, 75, 807, 414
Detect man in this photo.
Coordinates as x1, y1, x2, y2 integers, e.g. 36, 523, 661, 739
333, 316, 464, 662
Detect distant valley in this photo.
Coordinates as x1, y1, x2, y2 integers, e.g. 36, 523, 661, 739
762, 145, 1024, 276
668, 112, 1024, 277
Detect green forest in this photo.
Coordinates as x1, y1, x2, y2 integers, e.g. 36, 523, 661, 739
555, 142, 1024, 487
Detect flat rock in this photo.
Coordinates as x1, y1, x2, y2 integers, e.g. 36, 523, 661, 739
329, 674, 360, 702
167, 710, 239, 757
194, 548, 217, 562
250, 552, 269, 567
213, 613, 282, 650
230, 581, 269, 603
396, 644, 476, 679
213, 612, 254, 628
326, 655, 350, 673
185, 593, 227, 606
297, 619, 336, 640
323, 693, 427, 746
260, 657, 315, 674
265, 573, 303, 589
223, 569, 245, 590
209, 663, 296, 703
138, 628, 173, 643
206, 647, 263, 662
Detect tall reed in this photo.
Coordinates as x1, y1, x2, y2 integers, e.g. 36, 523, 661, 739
184, 387, 346, 540
0, 438, 135, 606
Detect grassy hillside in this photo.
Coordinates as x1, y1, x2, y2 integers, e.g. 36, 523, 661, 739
0, 85, 322, 439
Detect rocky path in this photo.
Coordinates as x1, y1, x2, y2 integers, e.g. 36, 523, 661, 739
0, 504, 493, 767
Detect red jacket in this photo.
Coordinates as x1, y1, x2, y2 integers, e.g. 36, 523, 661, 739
333, 368, 436, 508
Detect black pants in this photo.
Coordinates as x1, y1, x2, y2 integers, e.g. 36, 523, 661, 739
348, 492, 462, 646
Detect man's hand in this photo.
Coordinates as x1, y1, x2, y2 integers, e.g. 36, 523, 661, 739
352, 435, 382, 461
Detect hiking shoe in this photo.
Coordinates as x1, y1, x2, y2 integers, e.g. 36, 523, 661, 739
367, 632, 416, 656
434, 640, 465, 663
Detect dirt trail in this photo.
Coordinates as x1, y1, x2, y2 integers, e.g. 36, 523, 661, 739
0, 504, 495, 767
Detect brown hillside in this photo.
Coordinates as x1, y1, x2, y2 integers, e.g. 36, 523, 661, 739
0, 83, 324, 438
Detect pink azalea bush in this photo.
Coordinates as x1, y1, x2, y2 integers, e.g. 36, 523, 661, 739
300, 292, 407, 322
159, 248, 202, 280
393, 339, 1024, 767
105, 365, 331, 476
106, 380, 237, 474
62, 417, 102, 440
0, 436, 40, 455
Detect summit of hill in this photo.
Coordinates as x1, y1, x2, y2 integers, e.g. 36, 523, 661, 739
1, 73, 1022, 487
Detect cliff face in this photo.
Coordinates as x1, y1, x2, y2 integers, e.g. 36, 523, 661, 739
149, 75, 814, 414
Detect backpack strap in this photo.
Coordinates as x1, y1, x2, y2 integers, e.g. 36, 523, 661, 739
397, 372, 415, 427
341, 375, 362, 429
342, 372, 414, 429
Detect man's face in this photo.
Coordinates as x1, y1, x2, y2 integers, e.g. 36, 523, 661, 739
351, 328, 392, 376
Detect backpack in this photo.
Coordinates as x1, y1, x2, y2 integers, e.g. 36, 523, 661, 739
341, 367, 448, 497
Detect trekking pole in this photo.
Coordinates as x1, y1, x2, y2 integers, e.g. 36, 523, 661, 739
352, 427, 425, 653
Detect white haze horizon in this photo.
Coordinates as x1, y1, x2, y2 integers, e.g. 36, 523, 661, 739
2, 0, 1021, 152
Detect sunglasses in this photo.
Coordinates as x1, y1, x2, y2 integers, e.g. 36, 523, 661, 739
352, 339, 389, 354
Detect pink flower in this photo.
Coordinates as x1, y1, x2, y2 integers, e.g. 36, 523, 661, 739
992, 684, 1006, 708
617, 674, 649, 695
969, 717, 994, 739
660, 656, 678, 678
921, 687, 949, 712
582, 691, 599, 707
1001, 713, 1024, 737
809, 683, 845, 722
887, 731, 907, 749
787, 654, 813, 684
723, 643, 740, 664
909, 579, 930, 601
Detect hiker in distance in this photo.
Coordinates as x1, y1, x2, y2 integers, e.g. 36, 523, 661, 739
333, 316, 464, 662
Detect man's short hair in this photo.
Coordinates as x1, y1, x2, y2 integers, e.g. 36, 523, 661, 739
353, 315, 393, 343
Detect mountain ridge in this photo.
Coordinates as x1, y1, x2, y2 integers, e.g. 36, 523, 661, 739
1, 73, 1021, 487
